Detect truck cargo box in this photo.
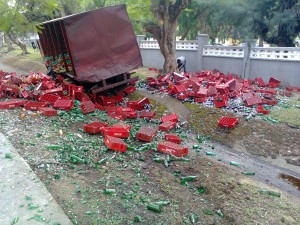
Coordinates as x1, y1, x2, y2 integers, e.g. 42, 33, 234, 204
38, 5, 142, 91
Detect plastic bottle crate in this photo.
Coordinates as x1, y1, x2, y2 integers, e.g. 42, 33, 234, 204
137, 97, 150, 110
158, 141, 188, 157
161, 113, 178, 123
80, 100, 96, 114
104, 135, 127, 152
218, 116, 239, 128
39, 94, 61, 105
39, 107, 58, 116
123, 86, 136, 95
24, 101, 48, 110
102, 127, 130, 138
195, 97, 207, 103
135, 126, 157, 142
262, 98, 278, 106
159, 121, 176, 132
244, 96, 262, 107
196, 88, 208, 98
53, 99, 74, 110
0, 101, 18, 109
268, 77, 280, 88
256, 105, 270, 114
0, 84, 19, 98
286, 86, 300, 92
124, 111, 138, 118
101, 96, 116, 106
10, 99, 28, 107
140, 111, 156, 119
127, 100, 139, 109
20, 90, 33, 99
45, 87, 64, 96
107, 111, 127, 120
214, 94, 228, 108
255, 77, 266, 87
111, 122, 131, 131
164, 134, 181, 144
83, 121, 108, 134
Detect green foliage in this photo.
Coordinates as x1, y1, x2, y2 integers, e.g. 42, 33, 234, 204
0, 0, 60, 33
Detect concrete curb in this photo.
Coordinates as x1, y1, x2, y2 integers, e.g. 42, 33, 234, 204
0, 132, 72, 225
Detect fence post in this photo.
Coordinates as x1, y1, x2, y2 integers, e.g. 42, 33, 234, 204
243, 39, 256, 79
136, 35, 146, 46
197, 34, 209, 71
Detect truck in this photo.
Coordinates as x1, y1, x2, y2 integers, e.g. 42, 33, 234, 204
37, 4, 142, 93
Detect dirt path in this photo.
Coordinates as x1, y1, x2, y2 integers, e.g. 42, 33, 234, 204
0, 58, 27, 74
136, 89, 300, 198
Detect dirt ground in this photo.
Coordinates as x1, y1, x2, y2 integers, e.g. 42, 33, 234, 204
1, 56, 300, 224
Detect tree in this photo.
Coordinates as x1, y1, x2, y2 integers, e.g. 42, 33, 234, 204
0, 0, 60, 54
144, 0, 191, 73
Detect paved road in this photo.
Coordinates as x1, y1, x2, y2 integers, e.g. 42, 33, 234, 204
0, 133, 72, 225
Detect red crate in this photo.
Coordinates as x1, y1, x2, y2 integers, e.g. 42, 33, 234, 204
262, 98, 278, 106
255, 77, 266, 87
136, 97, 150, 110
286, 86, 300, 92
8, 99, 28, 107
244, 96, 262, 107
159, 121, 176, 131
158, 141, 188, 157
127, 100, 139, 110
161, 113, 178, 123
39, 107, 58, 116
83, 121, 108, 134
268, 77, 280, 88
0, 101, 18, 109
140, 111, 156, 119
136, 126, 157, 142
39, 94, 61, 105
45, 87, 64, 95
123, 86, 136, 95
111, 122, 131, 131
24, 101, 48, 110
104, 135, 127, 152
177, 93, 188, 100
107, 111, 127, 120
196, 88, 208, 98
256, 105, 270, 114
228, 90, 239, 99
218, 116, 239, 128
207, 86, 217, 96
0, 84, 19, 98
124, 111, 138, 118
67, 84, 84, 100
214, 94, 228, 108
194, 97, 207, 103
53, 99, 74, 110
20, 90, 33, 99
216, 84, 229, 94
80, 100, 96, 114
173, 85, 186, 94
102, 127, 130, 138
100, 96, 116, 106
164, 134, 181, 144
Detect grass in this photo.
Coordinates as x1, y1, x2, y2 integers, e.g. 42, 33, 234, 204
0, 45, 43, 63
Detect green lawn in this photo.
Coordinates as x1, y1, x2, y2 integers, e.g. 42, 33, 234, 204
0, 45, 43, 63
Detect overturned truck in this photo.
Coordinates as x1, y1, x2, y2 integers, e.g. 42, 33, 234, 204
37, 4, 142, 93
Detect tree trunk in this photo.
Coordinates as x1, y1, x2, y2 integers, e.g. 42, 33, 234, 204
158, 19, 178, 73
7, 33, 30, 54
258, 36, 264, 47
4, 34, 15, 52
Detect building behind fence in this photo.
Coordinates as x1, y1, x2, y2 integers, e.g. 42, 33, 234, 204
137, 35, 300, 87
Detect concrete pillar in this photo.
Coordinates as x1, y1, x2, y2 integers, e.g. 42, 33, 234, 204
243, 39, 257, 79
196, 34, 209, 71
136, 35, 146, 46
